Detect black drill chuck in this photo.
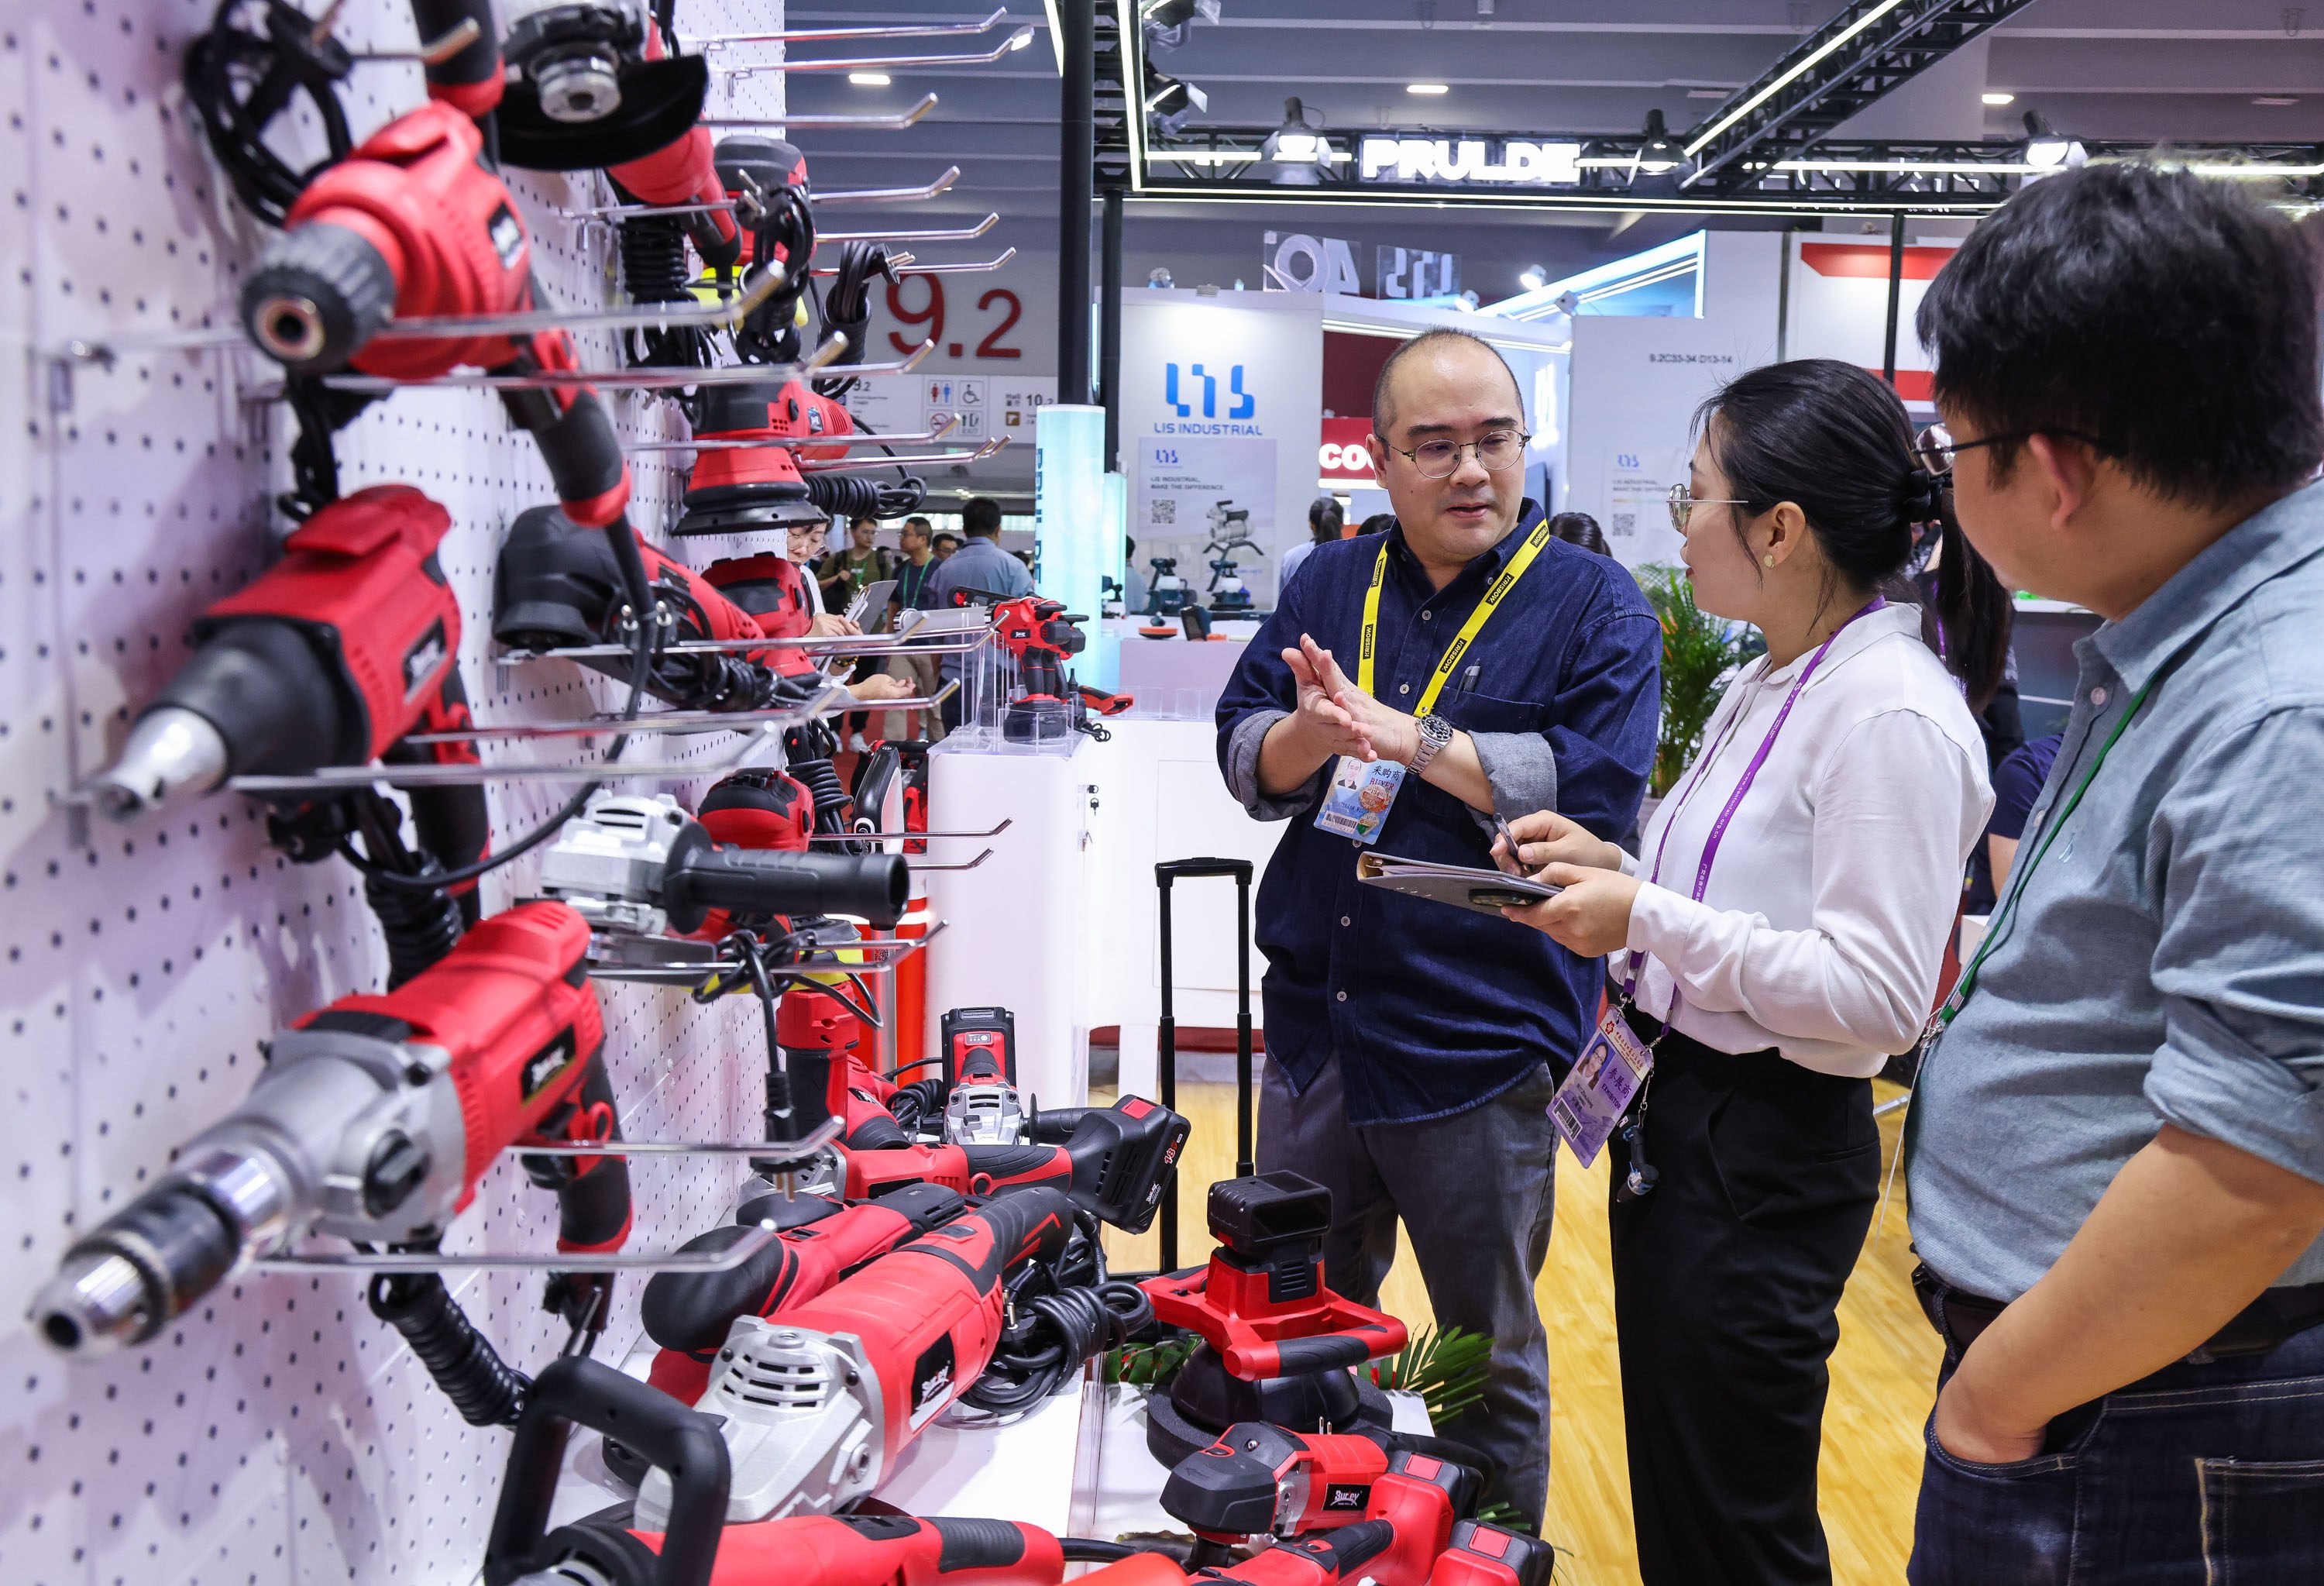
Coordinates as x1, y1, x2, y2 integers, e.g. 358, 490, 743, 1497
242, 220, 399, 373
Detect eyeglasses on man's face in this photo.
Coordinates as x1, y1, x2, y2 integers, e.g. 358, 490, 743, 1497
1667, 482, 1755, 534
1387, 428, 1531, 480
1912, 422, 2113, 477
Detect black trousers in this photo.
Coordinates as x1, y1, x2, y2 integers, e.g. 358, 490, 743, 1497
1610, 1010, 1881, 1586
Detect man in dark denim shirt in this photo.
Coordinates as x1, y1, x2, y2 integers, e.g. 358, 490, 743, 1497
1215, 329, 1659, 1524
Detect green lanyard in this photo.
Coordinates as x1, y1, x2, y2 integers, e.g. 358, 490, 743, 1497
1933, 670, 2161, 1033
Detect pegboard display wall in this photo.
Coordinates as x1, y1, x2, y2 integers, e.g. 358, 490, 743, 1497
0, 1, 937, 1580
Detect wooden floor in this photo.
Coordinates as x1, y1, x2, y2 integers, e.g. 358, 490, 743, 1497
1101, 1080, 1938, 1586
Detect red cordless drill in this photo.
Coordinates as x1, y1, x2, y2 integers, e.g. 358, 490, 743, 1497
633, 1187, 1075, 1525
1141, 1173, 1409, 1467
86, 483, 487, 898
484, 1355, 1074, 1586
29, 901, 631, 1357
953, 589, 1135, 741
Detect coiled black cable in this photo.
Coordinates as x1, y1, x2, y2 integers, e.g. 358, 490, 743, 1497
363, 864, 466, 990
617, 214, 714, 370
368, 1271, 529, 1427
887, 1077, 946, 1137
182, 0, 356, 228
813, 242, 900, 399
803, 469, 928, 522
960, 1275, 1153, 1415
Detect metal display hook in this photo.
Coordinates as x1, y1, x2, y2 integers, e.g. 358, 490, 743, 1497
704, 95, 939, 132
315, 338, 937, 395
908, 848, 995, 872
720, 26, 1037, 77
500, 617, 1001, 663
807, 818, 1012, 842
394, 687, 860, 746
800, 437, 1009, 470
222, 721, 806, 795
585, 924, 950, 986
559, 167, 963, 225
689, 8, 1012, 50
624, 416, 963, 452
896, 249, 1019, 275
253, 1220, 785, 1277
816, 215, 997, 245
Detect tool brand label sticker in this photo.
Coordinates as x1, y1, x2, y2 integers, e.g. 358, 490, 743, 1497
1323, 1483, 1370, 1512
908, 1337, 957, 1429
486, 203, 526, 271
521, 1028, 579, 1101
403, 618, 449, 699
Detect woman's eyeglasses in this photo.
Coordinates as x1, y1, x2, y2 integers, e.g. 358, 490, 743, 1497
1667, 482, 1754, 534
1386, 428, 1531, 480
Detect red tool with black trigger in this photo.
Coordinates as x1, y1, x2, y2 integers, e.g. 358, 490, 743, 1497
32, 902, 631, 1371
837, 1095, 1190, 1234
632, 1188, 1076, 1525
1191, 1450, 1481, 1586
951, 589, 1133, 742
1140, 1173, 1410, 1467
85, 484, 490, 951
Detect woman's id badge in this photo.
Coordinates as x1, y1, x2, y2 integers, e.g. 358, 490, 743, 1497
1313, 755, 1405, 845
1549, 1006, 1655, 1165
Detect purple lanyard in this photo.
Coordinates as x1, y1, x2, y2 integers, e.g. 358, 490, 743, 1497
1624, 598, 1885, 1000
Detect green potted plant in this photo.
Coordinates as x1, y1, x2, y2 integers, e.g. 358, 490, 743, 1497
1635, 563, 1753, 797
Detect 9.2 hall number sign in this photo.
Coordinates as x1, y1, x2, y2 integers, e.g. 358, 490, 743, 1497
885, 275, 1025, 360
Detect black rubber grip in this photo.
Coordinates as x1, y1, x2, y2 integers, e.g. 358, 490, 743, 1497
554, 1058, 632, 1251
483, 1357, 729, 1586
640, 1225, 797, 1352
409, 0, 502, 105
913, 1187, 1073, 1293
1291, 1522, 1392, 1578
958, 1144, 1066, 1183
1447, 1522, 1558, 1586
526, 386, 628, 516
1270, 1335, 1373, 1374
931, 1517, 1027, 1572
844, 1110, 914, 1151
165, 617, 362, 773
663, 845, 909, 931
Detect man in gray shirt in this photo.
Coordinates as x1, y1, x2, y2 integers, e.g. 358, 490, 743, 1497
1903, 166, 2324, 1581
921, 496, 1033, 730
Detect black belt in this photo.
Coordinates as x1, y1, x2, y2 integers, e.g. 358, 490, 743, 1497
1913, 1262, 2324, 1362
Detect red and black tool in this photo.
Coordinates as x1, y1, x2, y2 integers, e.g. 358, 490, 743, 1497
493, 504, 824, 711
497, 0, 713, 178
86, 484, 489, 934
1195, 1451, 1480, 1586
951, 589, 1133, 742
32, 901, 631, 1365
672, 380, 837, 536
633, 1188, 1077, 1524
941, 1006, 1017, 1089
1140, 1173, 1409, 1467
486, 1354, 1102, 1586
1423, 1522, 1558, 1586
837, 1095, 1189, 1233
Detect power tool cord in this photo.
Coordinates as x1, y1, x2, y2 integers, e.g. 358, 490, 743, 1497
961, 1217, 1153, 1415
183, 0, 356, 228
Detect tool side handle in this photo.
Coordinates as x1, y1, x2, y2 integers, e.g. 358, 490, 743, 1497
409, 0, 504, 115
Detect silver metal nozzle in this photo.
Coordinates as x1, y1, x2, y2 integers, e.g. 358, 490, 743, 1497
89, 707, 230, 822
29, 1249, 156, 1358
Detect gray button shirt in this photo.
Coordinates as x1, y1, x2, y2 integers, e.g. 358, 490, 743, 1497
1909, 479, 2324, 1302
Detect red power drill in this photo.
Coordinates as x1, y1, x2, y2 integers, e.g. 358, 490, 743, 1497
953, 589, 1134, 742
85, 483, 487, 893
672, 380, 854, 537
484, 1355, 1078, 1586
238, 101, 635, 530
493, 506, 825, 710
632, 1187, 1076, 1525
1140, 1173, 1409, 1467
29, 901, 631, 1357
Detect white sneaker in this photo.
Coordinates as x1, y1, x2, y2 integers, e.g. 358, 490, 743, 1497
848, 732, 872, 754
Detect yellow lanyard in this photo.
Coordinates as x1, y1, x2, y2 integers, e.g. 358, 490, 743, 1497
1356, 514, 1554, 716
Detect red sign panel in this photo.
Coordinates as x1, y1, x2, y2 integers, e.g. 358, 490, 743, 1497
1318, 417, 1377, 483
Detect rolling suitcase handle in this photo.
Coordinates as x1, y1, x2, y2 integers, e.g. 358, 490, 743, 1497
1154, 857, 1255, 1273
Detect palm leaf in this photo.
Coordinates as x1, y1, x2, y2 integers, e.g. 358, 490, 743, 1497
1367, 1325, 1495, 1427
1633, 563, 1752, 796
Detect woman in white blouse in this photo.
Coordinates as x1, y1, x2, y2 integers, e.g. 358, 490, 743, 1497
1500, 360, 2002, 1586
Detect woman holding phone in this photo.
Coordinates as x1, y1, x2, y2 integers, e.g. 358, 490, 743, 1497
1498, 360, 2005, 1586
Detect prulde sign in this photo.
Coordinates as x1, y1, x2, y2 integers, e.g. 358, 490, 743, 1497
1358, 137, 1583, 187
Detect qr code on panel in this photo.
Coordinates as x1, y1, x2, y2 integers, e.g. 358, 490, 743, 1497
1152, 499, 1176, 525
1611, 513, 1636, 534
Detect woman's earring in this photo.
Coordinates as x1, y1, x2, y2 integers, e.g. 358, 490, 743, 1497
1762, 552, 1776, 567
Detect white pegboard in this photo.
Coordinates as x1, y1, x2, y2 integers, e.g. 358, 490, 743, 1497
0, 0, 966, 1581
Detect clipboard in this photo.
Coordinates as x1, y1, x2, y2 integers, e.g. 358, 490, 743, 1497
1356, 851, 1564, 917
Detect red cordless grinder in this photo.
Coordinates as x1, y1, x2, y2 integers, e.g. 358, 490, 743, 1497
29, 901, 631, 1360
1141, 1172, 1409, 1466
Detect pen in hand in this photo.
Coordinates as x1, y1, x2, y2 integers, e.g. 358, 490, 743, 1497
1493, 811, 1523, 875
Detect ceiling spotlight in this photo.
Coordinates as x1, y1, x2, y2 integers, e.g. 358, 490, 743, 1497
1407, 83, 1449, 96
1264, 95, 1329, 186
1143, 0, 1220, 52
848, 71, 892, 86
2020, 108, 2085, 171
1981, 91, 2015, 105
2255, 95, 2300, 106
1635, 108, 1684, 176
1518, 265, 1547, 290
1145, 67, 1209, 135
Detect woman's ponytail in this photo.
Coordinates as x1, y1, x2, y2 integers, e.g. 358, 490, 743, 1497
1921, 486, 2013, 712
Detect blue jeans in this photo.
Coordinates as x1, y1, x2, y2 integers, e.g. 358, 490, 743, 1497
1910, 1322, 2324, 1584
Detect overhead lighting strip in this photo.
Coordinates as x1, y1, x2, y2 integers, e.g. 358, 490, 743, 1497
1683, 0, 1910, 158
1116, 0, 1147, 191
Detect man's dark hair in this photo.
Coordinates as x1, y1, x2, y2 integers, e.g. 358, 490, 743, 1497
1917, 164, 2323, 507
903, 515, 933, 534
1360, 513, 1397, 535
1372, 328, 1524, 436
962, 497, 1005, 537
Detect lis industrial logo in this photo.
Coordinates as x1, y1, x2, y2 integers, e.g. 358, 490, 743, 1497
1158, 362, 1261, 435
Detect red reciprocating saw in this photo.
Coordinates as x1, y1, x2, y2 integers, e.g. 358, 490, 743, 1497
85, 483, 487, 895
633, 1187, 1075, 1525
29, 900, 630, 1357
238, 101, 635, 531
484, 1355, 1083, 1586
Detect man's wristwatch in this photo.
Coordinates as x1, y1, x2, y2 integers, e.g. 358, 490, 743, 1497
1408, 712, 1455, 775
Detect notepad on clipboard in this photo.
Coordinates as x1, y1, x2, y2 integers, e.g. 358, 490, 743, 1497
1356, 852, 1565, 918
